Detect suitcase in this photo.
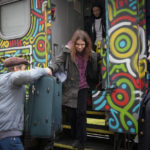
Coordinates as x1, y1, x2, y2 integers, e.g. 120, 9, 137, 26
25, 76, 62, 138
53, 77, 62, 133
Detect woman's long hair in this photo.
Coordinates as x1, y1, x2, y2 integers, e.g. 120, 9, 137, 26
70, 29, 92, 62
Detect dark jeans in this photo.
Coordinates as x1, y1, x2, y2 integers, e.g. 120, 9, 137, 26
0, 137, 24, 150
67, 88, 88, 143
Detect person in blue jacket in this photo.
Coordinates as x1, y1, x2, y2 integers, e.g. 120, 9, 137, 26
0, 57, 51, 150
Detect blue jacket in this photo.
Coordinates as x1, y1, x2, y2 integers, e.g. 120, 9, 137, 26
0, 67, 48, 139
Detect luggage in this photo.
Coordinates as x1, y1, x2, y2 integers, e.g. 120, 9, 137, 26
53, 77, 62, 133
24, 76, 62, 138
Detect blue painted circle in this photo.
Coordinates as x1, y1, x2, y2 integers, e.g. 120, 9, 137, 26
130, 128, 135, 133
127, 121, 132, 126
132, 6, 137, 10
122, 84, 127, 89
120, 40, 126, 48
118, 128, 123, 133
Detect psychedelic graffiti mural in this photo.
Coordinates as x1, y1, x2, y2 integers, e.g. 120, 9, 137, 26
93, 0, 147, 134
0, 0, 51, 74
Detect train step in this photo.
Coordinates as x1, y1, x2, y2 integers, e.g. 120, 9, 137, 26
54, 133, 114, 150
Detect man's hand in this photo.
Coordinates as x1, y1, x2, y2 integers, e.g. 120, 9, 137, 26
45, 67, 53, 76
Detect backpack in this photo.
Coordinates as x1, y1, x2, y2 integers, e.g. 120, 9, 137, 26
86, 52, 102, 90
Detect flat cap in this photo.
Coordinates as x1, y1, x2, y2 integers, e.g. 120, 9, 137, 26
4, 57, 29, 67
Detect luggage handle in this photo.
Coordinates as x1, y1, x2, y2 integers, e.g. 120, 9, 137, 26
32, 85, 35, 95
47, 88, 50, 93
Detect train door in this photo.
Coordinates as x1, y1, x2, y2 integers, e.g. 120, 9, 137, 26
51, 1, 115, 149
91, 0, 147, 137
51, 0, 147, 149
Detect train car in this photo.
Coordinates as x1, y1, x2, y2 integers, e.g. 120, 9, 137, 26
0, 0, 148, 150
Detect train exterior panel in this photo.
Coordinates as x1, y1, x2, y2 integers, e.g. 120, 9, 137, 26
92, 0, 147, 134
0, 0, 51, 72
0, 0, 148, 135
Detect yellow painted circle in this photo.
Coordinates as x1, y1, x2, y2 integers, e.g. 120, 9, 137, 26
110, 27, 137, 58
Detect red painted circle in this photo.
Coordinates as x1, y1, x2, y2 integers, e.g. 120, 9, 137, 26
37, 40, 45, 52
105, 105, 110, 110
112, 89, 129, 106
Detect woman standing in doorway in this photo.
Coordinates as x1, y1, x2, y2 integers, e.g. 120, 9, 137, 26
49, 29, 92, 149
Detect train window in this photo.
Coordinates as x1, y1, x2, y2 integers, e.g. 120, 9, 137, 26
0, 0, 23, 5
0, 0, 30, 40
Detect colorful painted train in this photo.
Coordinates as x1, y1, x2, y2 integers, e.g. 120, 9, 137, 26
0, 0, 149, 149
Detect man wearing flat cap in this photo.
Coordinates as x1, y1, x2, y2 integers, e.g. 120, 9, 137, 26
0, 57, 52, 150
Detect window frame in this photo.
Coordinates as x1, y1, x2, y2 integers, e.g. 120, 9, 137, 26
0, 0, 30, 40
0, 0, 22, 6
